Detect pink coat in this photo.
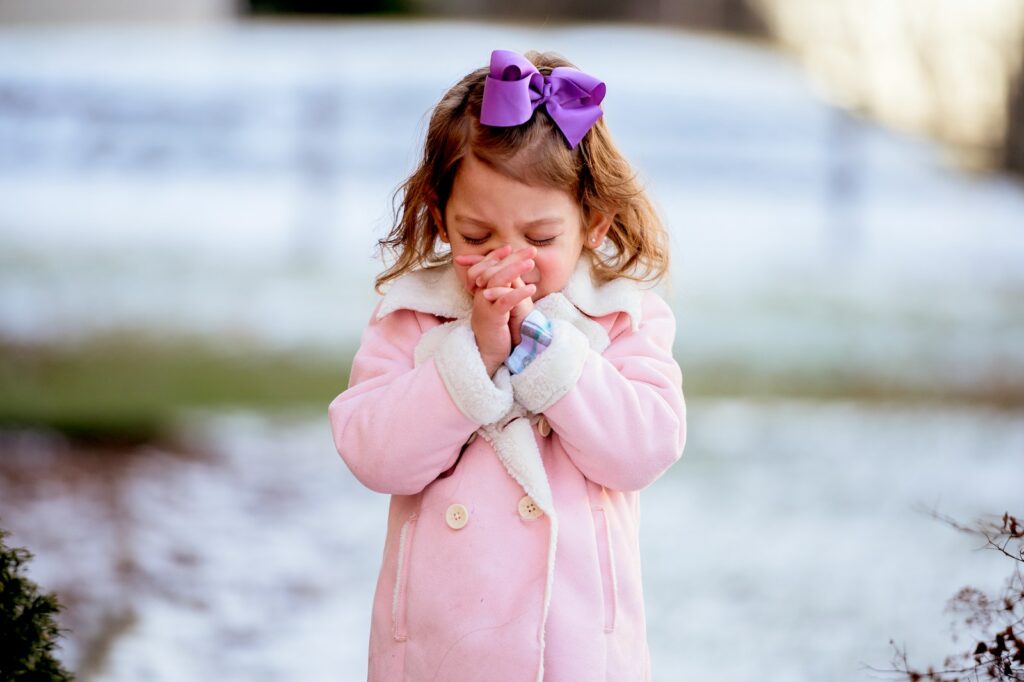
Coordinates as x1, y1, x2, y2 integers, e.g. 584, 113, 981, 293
328, 256, 687, 681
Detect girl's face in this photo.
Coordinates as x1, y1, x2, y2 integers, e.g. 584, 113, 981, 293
437, 153, 611, 302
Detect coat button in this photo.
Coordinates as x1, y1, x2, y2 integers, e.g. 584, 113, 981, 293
536, 416, 551, 437
445, 503, 469, 530
467, 432, 477, 444
518, 495, 544, 520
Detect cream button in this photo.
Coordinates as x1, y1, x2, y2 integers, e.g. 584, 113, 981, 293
445, 503, 469, 530
518, 495, 544, 520
467, 432, 477, 444
536, 415, 551, 437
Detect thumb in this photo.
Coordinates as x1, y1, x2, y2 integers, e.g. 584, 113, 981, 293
508, 276, 528, 344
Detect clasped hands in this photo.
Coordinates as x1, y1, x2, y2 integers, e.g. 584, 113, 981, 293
454, 244, 538, 378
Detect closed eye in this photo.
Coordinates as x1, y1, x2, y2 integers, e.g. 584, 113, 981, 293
463, 236, 556, 246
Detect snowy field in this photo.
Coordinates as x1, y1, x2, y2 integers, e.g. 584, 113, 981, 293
2, 402, 1020, 681
0, 18, 1022, 682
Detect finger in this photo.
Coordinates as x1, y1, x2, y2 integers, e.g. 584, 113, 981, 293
481, 244, 533, 274
467, 243, 531, 281
481, 285, 513, 301
468, 259, 498, 286
480, 258, 534, 290
476, 247, 536, 288
457, 248, 500, 264
494, 283, 536, 311
455, 254, 487, 291
466, 246, 511, 281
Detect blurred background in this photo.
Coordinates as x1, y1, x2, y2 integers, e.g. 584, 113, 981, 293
1, 0, 1022, 680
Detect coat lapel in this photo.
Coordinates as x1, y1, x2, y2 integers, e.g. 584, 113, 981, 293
376, 260, 473, 322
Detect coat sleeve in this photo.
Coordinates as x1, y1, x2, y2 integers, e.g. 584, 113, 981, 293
328, 300, 514, 495
509, 290, 686, 492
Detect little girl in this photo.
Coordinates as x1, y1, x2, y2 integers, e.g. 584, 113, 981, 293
328, 48, 687, 682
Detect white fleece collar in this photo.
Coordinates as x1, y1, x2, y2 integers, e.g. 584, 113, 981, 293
376, 256, 647, 332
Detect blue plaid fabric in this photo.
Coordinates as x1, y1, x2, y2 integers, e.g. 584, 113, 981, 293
505, 308, 554, 374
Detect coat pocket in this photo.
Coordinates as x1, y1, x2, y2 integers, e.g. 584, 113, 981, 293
392, 512, 418, 641
436, 436, 472, 481
592, 506, 618, 633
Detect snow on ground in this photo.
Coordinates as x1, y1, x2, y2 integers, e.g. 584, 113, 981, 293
0, 400, 1020, 681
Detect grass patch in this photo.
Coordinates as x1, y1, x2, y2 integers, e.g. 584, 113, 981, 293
682, 360, 1024, 408
2, 332, 1020, 445
0, 332, 351, 444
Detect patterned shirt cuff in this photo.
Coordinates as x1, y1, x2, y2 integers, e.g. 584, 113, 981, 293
505, 308, 554, 375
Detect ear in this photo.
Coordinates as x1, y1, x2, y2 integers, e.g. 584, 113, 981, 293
430, 206, 449, 244
585, 210, 613, 248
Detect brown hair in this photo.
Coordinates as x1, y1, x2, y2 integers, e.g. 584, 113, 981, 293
373, 50, 672, 297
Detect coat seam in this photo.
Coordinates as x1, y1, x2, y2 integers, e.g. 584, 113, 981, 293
592, 504, 618, 634
604, 507, 618, 633
392, 511, 418, 642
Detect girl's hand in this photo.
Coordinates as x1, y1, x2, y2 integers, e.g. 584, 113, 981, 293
455, 246, 537, 347
455, 245, 536, 295
486, 275, 535, 346
455, 246, 537, 376
469, 277, 536, 377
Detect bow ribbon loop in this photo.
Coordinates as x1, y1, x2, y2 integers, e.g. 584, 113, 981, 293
480, 49, 606, 150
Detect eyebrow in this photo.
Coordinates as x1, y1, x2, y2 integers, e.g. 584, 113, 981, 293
454, 215, 564, 229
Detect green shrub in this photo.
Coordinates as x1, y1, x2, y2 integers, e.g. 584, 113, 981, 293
0, 525, 74, 681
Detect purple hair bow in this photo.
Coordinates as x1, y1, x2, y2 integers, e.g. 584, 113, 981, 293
479, 49, 606, 150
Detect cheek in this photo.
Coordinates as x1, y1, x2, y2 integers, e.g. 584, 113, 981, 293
533, 251, 570, 278
532, 252, 555, 272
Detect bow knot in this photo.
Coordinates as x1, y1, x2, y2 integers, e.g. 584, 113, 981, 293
537, 80, 554, 104
480, 49, 606, 150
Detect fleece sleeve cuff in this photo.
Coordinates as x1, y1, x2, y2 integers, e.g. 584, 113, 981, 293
510, 317, 590, 413
433, 322, 514, 425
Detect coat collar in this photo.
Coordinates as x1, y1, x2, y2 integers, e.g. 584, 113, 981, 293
376, 256, 647, 332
